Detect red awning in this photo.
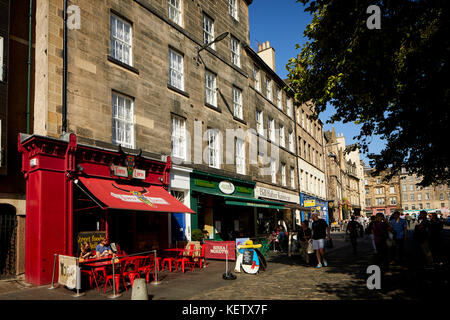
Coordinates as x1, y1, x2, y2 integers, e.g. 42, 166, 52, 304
77, 177, 195, 214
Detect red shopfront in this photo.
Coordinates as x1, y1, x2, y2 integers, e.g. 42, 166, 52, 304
18, 133, 194, 286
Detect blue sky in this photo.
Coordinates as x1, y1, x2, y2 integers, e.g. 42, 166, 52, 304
248, 0, 385, 166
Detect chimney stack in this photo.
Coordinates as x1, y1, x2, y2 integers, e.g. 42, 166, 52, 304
257, 40, 276, 72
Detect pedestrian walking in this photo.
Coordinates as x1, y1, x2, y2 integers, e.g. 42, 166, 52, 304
346, 216, 360, 254
429, 212, 444, 265
413, 210, 434, 267
366, 216, 377, 253
405, 213, 412, 229
389, 211, 408, 264
297, 221, 312, 265
372, 212, 392, 272
311, 213, 331, 268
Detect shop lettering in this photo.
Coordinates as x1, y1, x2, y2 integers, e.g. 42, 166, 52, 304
182, 304, 216, 318
210, 246, 228, 254
226, 305, 268, 315
59, 262, 75, 277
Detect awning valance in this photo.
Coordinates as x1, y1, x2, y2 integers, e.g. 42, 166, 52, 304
76, 177, 195, 214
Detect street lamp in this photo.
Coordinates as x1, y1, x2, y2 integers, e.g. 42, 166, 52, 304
195, 32, 229, 66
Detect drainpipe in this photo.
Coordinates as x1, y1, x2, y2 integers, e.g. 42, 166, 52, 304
26, 0, 33, 134
62, 0, 68, 133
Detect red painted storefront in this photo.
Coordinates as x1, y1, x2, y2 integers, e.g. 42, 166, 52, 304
18, 133, 193, 286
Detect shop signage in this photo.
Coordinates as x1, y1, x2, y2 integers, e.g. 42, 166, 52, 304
110, 192, 168, 205
194, 179, 215, 188
58, 255, 80, 290
110, 165, 146, 180
255, 186, 300, 204
219, 181, 235, 195
77, 231, 106, 251
235, 186, 253, 194
204, 241, 236, 261
304, 199, 316, 207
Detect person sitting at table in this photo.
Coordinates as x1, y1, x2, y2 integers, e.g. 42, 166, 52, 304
79, 241, 94, 260
95, 238, 113, 258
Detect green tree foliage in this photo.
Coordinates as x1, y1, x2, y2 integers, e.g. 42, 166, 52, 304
287, 0, 449, 186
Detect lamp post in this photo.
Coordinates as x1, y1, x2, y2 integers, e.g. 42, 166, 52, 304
195, 32, 229, 66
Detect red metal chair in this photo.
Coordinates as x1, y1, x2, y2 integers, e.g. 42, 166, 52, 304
176, 244, 195, 273
161, 252, 177, 272
192, 244, 207, 270
125, 257, 141, 288
104, 258, 127, 294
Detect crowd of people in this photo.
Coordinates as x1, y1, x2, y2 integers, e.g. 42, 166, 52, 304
290, 210, 447, 272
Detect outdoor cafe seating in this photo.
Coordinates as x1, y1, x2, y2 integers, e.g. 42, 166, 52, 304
78, 242, 207, 294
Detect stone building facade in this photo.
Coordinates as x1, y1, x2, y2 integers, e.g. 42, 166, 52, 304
26, 0, 305, 245
364, 168, 402, 216
399, 169, 449, 215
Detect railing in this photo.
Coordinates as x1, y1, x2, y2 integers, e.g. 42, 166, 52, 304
49, 250, 160, 299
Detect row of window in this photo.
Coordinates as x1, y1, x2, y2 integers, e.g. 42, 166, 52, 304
111, 4, 242, 75
365, 197, 397, 206
403, 203, 448, 210
255, 110, 295, 152
299, 169, 325, 198
298, 137, 323, 170
402, 192, 450, 201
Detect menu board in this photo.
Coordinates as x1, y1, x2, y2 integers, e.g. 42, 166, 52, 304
77, 231, 106, 252
242, 249, 253, 266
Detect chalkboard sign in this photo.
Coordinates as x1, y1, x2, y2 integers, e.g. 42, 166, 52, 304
242, 249, 253, 266
77, 231, 106, 252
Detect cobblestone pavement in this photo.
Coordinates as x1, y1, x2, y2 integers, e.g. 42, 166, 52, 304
0, 227, 448, 301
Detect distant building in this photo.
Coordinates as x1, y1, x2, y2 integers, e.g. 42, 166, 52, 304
364, 168, 402, 216
399, 168, 449, 216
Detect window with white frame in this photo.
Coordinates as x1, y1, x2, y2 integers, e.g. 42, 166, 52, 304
287, 98, 292, 118
232, 86, 243, 119
390, 197, 397, 205
203, 14, 214, 48
301, 109, 305, 127
235, 138, 245, 175
376, 187, 384, 195
410, 194, 415, 200
426, 203, 430, 209
207, 129, 220, 168
276, 87, 282, 109
112, 92, 134, 149
171, 115, 186, 160
288, 131, 294, 152
254, 66, 261, 91
268, 117, 275, 142
270, 158, 277, 184
230, 36, 240, 67
169, 49, 184, 90
375, 197, 385, 205
110, 14, 132, 66
256, 110, 264, 136
229, 0, 238, 20
281, 163, 286, 186
290, 167, 295, 189
205, 70, 217, 106
417, 193, 422, 201
279, 125, 285, 148
168, 0, 182, 26
266, 78, 272, 101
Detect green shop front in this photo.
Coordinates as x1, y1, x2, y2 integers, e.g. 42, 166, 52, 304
189, 171, 286, 241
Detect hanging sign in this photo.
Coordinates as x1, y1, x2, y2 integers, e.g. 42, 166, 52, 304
110, 165, 146, 180
219, 181, 235, 195
304, 199, 316, 207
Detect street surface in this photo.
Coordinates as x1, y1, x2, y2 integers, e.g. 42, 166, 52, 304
0, 225, 448, 301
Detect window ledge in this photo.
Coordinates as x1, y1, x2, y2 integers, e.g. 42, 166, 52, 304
107, 56, 139, 75
205, 103, 222, 113
233, 116, 247, 125
167, 84, 190, 98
